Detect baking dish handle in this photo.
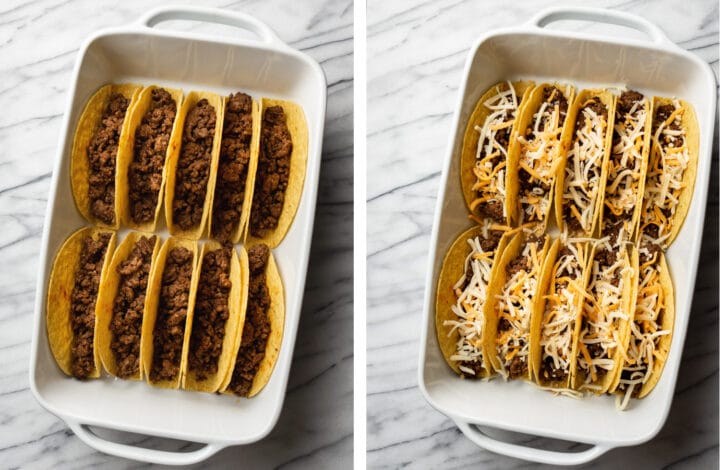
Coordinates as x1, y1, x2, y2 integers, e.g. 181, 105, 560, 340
137, 5, 285, 47
68, 421, 226, 465
455, 420, 610, 466
529, 6, 673, 47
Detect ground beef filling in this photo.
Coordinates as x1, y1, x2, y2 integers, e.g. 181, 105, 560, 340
475, 104, 514, 221
173, 99, 216, 231
607, 91, 643, 223
542, 356, 568, 382
150, 247, 193, 382
655, 103, 684, 148
228, 244, 272, 396
640, 242, 662, 265
69, 233, 112, 379
110, 235, 156, 378
250, 106, 292, 236
129, 89, 177, 224
211, 92, 253, 241
188, 243, 233, 381
87, 93, 129, 225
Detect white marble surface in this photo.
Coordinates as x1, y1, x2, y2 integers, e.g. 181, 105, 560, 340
0, 0, 352, 468
368, 0, 718, 468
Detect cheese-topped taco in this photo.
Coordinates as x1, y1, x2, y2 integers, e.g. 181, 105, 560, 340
460, 80, 534, 225
435, 222, 511, 378
556, 90, 616, 237
508, 83, 575, 227
638, 98, 699, 249
599, 90, 652, 240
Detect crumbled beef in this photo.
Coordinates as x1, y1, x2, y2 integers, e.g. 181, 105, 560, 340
506, 255, 529, 276
110, 235, 155, 378
479, 230, 503, 253
69, 232, 111, 379
645, 223, 660, 240
604, 221, 622, 246
478, 200, 504, 221
563, 204, 583, 233
587, 342, 603, 359
150, 246, 194, 382
541, 86, 568, 128
542, 356, 568, 382
87, 93, 129, 225
640, 242, 662, 265
498, 317, 511, 332
518, 168, 549, 194
459, 360, 485, 379
129, 89, 176, 224
617, 90, 643, 116
654, 104, 676, 129
172, 99, 216, 231
557, 246, 572, 259
526, 233, 546, 246
227, 244, 272, 396
188, 243, 233, 381
594, 248, 617, 268
211, 92, 253, 241
249, 106, 292, 236
508, 355, 527, 379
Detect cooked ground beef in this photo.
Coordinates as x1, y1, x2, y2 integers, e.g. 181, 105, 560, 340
70, 232, 112, 379
506, 255, 529, 276
640, 242, 662, 264
87, 93, 129, 225
539, 86, 568, 132
187, 243, 233, 381
587, 341, 604, 359
249, 106, 292, 236
526, 233, 546, 246
459, 360, 485, 379
150, 247, 193, 382
477, 200, 504, 221
498, 317, 511, 332
655, 103, 684, 146
563, 204, 583, 233
479, 230, 503, 253
227, 244, 272, 396
518, 168, 550, 194
557, 246, 572, 260
211, 92, 253, 241
109, 235, 155, 378
617, 90, 643, 116
172, 99, 216, 231
644, 223, 660, 240
542, 356, 568, 382
581, 98, 608, 123
508, 354, 527, 379
129, 89, 177, 224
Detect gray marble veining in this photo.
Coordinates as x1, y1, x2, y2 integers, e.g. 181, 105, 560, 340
367, 0, 718, 468
0, 0, 352, 468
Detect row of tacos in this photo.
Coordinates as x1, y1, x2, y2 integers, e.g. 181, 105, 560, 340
46, 227, 284, 398
71, 83, 308, 247
436, 223, 674, 409
461, 81, 698, 249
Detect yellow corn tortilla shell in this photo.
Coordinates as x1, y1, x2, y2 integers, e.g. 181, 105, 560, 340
208, 96, 261, 244
182, 241, 243, 393
46, 227, 117, 378
95, 232, 159, 380
117, 86, 184, 231
247, 98, 308, 248
142, 237, 199, 389
555, 89, 616, 237
460, 81, 534, 225
70, 83, 142, 229
164, 91, 224, 239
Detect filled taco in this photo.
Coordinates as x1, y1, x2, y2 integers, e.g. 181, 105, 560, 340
599, 90, 652, 241
117, 86, 183, 231
638, 98, 699, 249
435, 222, 511, 378
95, 232, 159, 380
508, 83, 575, 227
142, 237, 199, 388
556, 90, 616, 237
611, 243, 674, 409
221, 244, 284, 397
487, 227, 550, 380
460, 80, 534, 225
47, 227, 117, 379
71, 83, 142, 228
247, 99, 308, 248
208, 92, 261, 243
182, 241, 243, 392
165, 91, 224, 239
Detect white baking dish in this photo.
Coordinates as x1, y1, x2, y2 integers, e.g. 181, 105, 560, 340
29, 6, 326, 465
418, 7, 716, 466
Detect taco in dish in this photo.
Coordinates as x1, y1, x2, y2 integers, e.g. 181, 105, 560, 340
221, 243, 284, 397
183, 241, 243, 392
247, 99, 308, 248
142, 237, 199, 388
556, 90, 616, 237
508, 83, 575, 227
460, 80, 534, 225
71, 83, 142, 228
530, 239, 589, 389
638, 98, 699, 249
209, 92, 261, 243
599, 90, 652, 241
117, 86, 183, 231
46, 227, 117, 379
435, 222, 511, 378
95, 232, 159, 380
487, 227, 550, 380
611, 243, 674, 409
165, 91, 224, 239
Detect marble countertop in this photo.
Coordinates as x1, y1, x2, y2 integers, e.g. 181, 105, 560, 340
367, 0, 718, 468
0, 0, 352, 468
